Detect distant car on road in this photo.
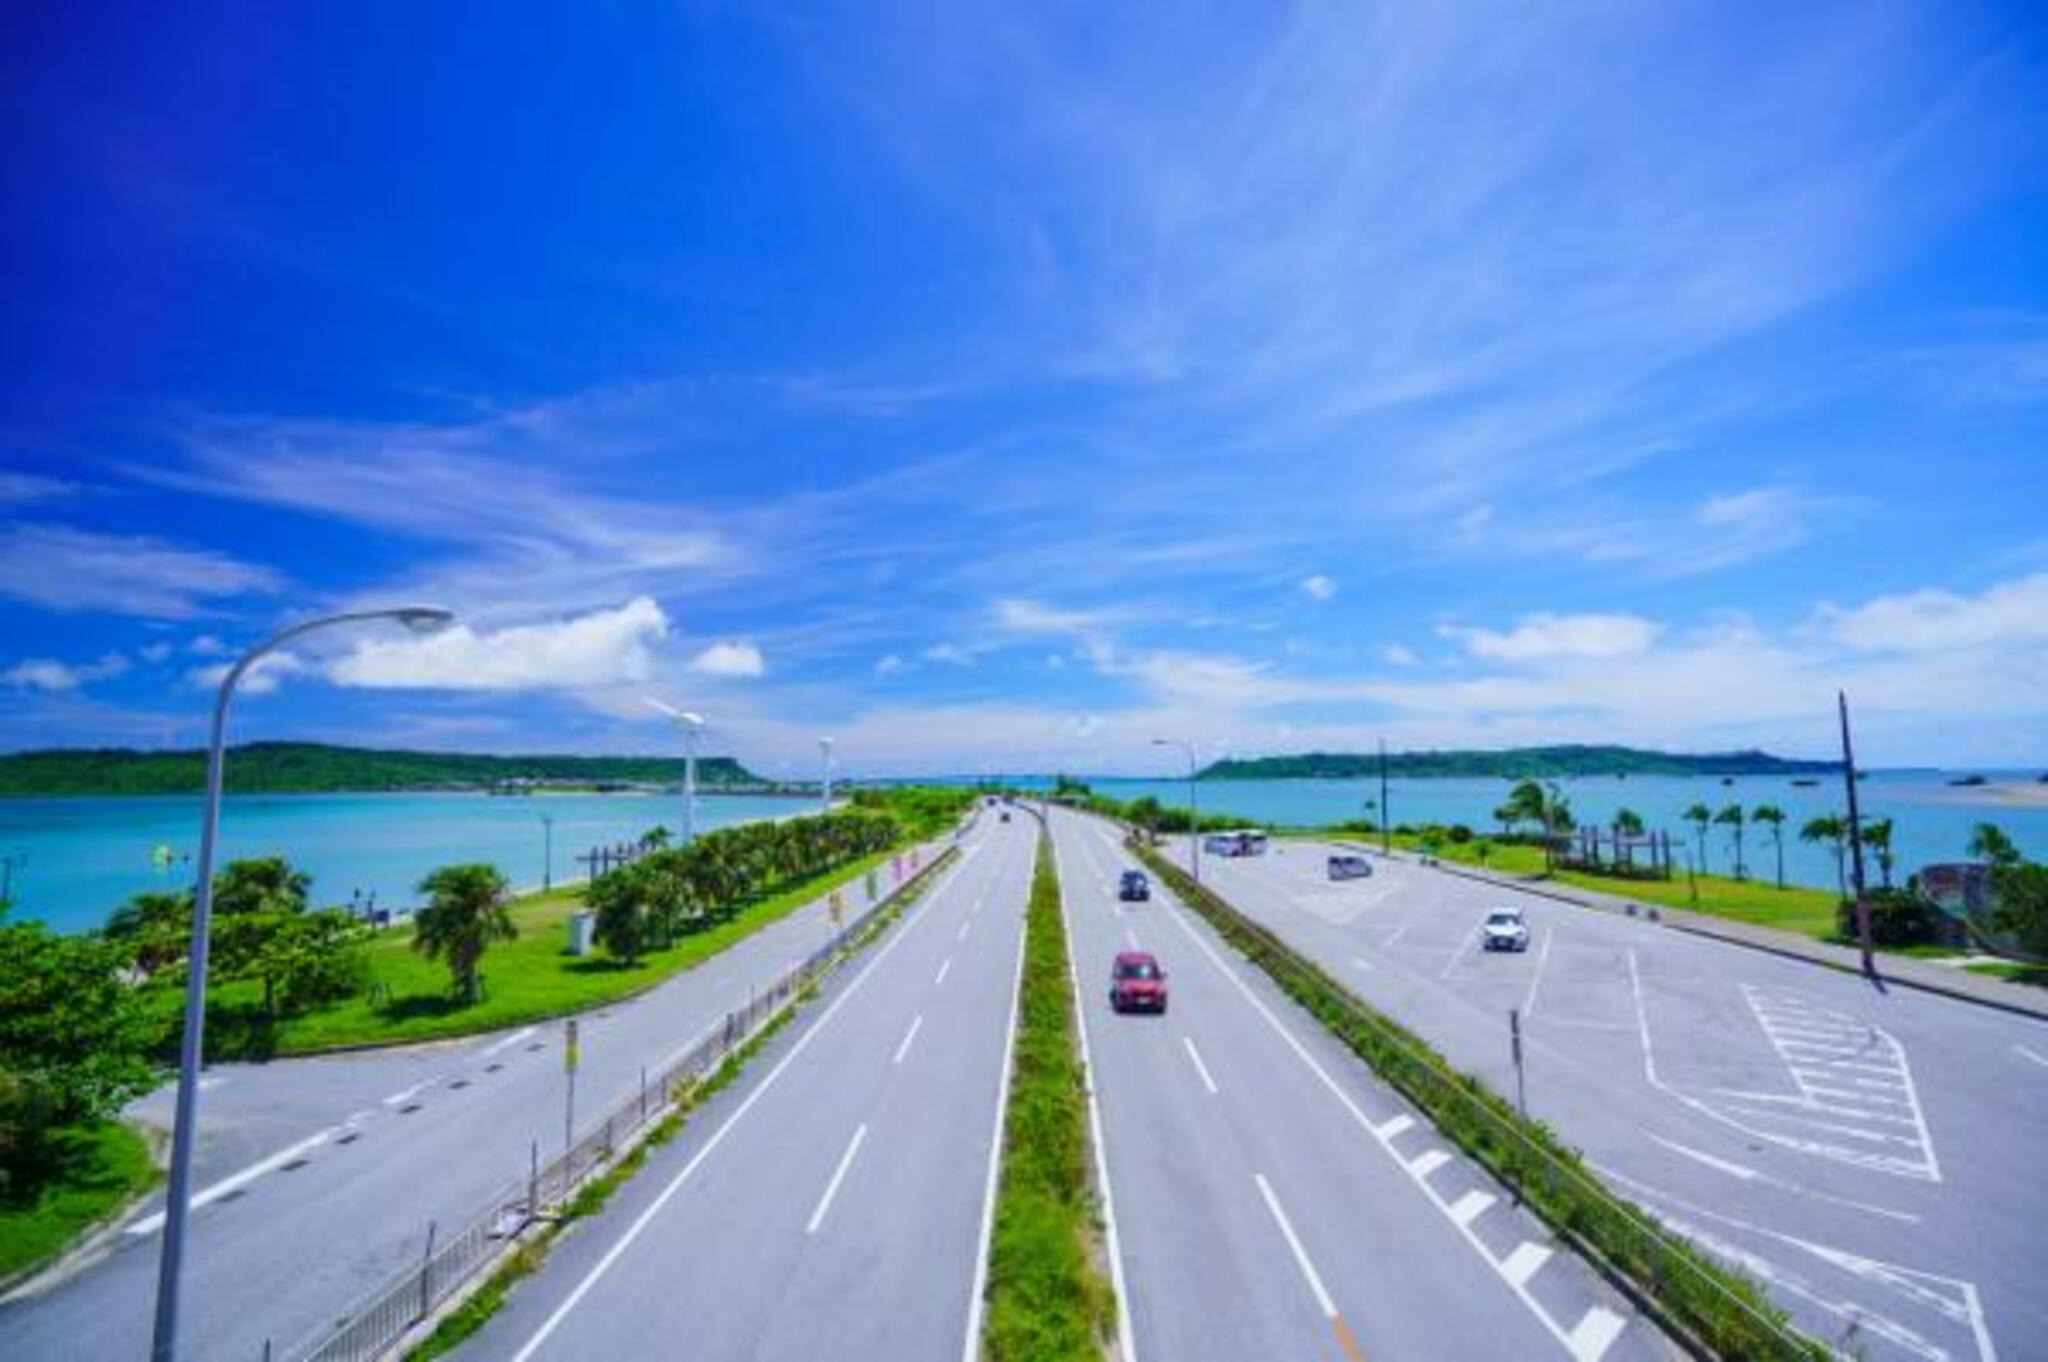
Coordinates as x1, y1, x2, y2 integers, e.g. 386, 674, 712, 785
1327, 853, 1373, 881
1118, 870, 1151, 902
999, 810, 1011, 823
1109, 951, 1168, 1014
1481, 907, 1530, 952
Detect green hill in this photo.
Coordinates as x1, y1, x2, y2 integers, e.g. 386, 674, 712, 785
0, 742, 771, 797
1198, 744, 1837, 781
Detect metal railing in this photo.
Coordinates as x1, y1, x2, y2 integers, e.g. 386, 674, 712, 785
286, 838, 961, 1362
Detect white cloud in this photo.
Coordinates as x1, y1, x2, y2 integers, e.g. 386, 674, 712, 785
993, 599, 1104, 634
689, 640, 765, 678
1818, 573, 2048, 653
874, 653, 905, 676
0, 524, 283, 619
187, 651, 306, 696
922, 642, 974, 666
3, 652, 129, 692
1447, 612, 1660, 661
1382, 644, 1418, 667
1300, 574, 1337, 602
139, 642, 174, 664
188, 634, 229, 657
0, 473, 77, 506
329, 597, 670, 691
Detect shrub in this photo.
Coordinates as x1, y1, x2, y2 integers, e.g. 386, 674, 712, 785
1836, 888, 1937, 947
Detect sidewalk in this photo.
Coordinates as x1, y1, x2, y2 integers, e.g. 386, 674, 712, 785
1321, 839, 2048, 1022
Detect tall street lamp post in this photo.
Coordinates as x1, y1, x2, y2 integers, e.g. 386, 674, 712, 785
1839, 690, 1876, 979
540, 813, 554, 892
645, 699, 706, 845
152, 606, 454, 1362
820, 736, 836, 812
1152, 737, 1201, 884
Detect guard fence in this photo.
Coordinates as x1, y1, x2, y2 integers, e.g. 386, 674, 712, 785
1129, 834, 1828, 1362
284, 836, 962, 1362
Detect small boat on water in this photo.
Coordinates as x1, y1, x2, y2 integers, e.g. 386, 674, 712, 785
1948, 774, 1989, 788
1791, 778, 1819, 787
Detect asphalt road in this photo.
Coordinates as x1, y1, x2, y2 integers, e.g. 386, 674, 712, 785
459, 810, 1034, 1362
1054, 810, 1665, 1362
1169, 833, 2048, 1362
0, 833, 957, 1362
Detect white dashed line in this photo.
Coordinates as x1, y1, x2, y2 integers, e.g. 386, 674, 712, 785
381, 1081, 433, 1107
2016, 1044, 2048, 1071
476, 1025, 538, 1060
127, 1127, 340, 1235
893, 1014, 924, 1065
1181, 1036, 1219, 1095
806, 1123, 868, 1235
935, 958, 952, 987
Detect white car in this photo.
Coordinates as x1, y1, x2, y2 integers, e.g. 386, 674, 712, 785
1327, 853, 1374, 881
1481, 908, 1530, 952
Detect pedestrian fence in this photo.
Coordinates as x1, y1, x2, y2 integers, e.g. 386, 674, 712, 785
284, 838, 961, 1362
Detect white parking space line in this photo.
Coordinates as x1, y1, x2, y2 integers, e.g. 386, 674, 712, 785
1501, 1241, 1553, 1288
1566, 1306, 1626, 1362
2016, 1044, 2048, 1071
127, 1127, 340, 1235
806, 1123, 869, 1235
1254, 1173, 1338, 1317
1376, 1114, 1414, 1139
1450, 1189, 1496, 1227
935, 958, 952, 987
893, 1013, 924, 1065
1409, 1149, 1450, 1178
1181, 1036, 1220, 1095
1439, 914, 1486, 979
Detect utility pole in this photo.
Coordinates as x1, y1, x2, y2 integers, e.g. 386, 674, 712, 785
1839, 691, 1875, 978
1379, 738, 1391, 856
540, 815, 554, 893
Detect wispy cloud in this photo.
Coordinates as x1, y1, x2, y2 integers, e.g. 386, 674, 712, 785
0, 523, 283, 618
3, 651, 129, 693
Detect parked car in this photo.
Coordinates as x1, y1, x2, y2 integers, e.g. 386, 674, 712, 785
1118, 870, 1151, 902
1109, 951, 1168, 1014
1327, 853, 1373, 881
1481, 907, 1530, 952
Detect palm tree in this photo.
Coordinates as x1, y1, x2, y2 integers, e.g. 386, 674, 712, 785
1612, 808, 1644, 870
1683, 804, 1712, 875
1967, 821, 2020, 869
1751, 805, 1787, 889
413, 863, 516, 1003
1800, 814, 1847, 899
1714, 804, 1746, 879
1542, 785, 1575, 870
1860, 818, 1897, 890
1505, 780, 1549, 837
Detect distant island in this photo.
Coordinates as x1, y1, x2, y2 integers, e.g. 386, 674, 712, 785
0, 741, 778, 798
1198, 744, 1840, 781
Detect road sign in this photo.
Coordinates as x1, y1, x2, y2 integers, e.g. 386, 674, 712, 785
564, 1018, 580, 1073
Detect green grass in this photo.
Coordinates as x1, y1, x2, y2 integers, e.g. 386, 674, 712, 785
1965, 960, 2048, 988
983, 831, 1116, 1362
185, 847, 898, 1057
0, 1120, 159, 1280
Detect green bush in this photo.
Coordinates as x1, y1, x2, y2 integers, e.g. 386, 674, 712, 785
1836, 889, 1937, 946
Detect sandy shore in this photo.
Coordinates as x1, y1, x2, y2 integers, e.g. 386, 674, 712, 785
1985, 782, 2048, 807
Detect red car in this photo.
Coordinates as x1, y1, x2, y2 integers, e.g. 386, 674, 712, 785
1109, 951, 1169, 1014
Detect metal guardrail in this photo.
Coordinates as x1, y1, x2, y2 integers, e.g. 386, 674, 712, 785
1128, 832, 1824, 1362
285, 838, 961, 1362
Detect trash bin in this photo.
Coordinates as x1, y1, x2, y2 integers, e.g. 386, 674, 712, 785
566, 910, 596, 957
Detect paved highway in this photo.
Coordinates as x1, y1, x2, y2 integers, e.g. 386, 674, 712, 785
1054, 811, 1663, 1362
1170, 833, 2048, 1362
0, 835, 955, 1361
461, 811, 1034, 1361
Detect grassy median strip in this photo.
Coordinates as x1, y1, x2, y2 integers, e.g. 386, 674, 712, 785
0, 1120, 159, 1282
1131, 839, 1828, 1362
982, 831, 1116, 1362
400, 848, 957, 1362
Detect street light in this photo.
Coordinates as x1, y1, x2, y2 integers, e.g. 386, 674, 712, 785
540, 813, 555, 892
151, 606, 453, 1362
819, 736, 836, 812
644, 698, 706, 845
1151, 737, 1201, 884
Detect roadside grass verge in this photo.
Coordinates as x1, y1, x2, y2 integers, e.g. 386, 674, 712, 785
1131, 838, 1827, 1362
192, 847, 897, 1058
0, 1120, 159, 1281
982, 831, 1116, 1362
399, 849, 954, 1361
1965, 959, 2048, 988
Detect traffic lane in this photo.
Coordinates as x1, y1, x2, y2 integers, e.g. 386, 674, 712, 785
1199, 839, 2045, 1362
1059, 817, 1656, 1362
467, 820, 1030, 1362
0, 838, 962, 1362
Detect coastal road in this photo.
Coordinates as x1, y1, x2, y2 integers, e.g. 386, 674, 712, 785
1054, 810, 1666, 1362
0, 829, 963, 1362
1169, 833, 2048, 1362
459, 808, 1034, 1361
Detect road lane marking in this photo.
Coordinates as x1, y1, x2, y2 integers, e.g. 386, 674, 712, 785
1409, 1149, 1449, 1178
1566, 1306, 1625, 1362
893, 1014, 924, 1065
1181, 1036, 1219, 1095
1124, 927, 1140, 949
2016, 1044, 2048, 1071
476, 1025, 539, 1060
958, 919, 972, 941
1253, 1173, 1337, 1315
1646, 1134, 1919, 1222
935, 958, 953, 986
1450, 1189, 1496, 1226
961, 862, 1031, 1362
1439, 913, 1486, 978
1383, 919, 1415, 949
1376, 1114, 1414, 1139
509, 838, 981, 1362
806, 1123, 868, 1235
1501, 1242, 1553, 1287
127, 1127, 339, 1235
382, 1081, 434, 1106
1049, 824, 1138, 1362
1351, 956, 1375, 973
1522, 928, 1554, 1017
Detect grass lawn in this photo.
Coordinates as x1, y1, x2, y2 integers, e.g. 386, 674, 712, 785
1965, 960, 2048, 989
185, 847, 900, 1057
0, 1121, 158, 1280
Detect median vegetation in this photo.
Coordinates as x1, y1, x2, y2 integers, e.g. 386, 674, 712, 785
1127, 838, 1828, 1361
982, 829, 1116, 1362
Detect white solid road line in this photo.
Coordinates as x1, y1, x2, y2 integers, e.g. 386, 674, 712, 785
1254, 1172, 1339, 1318
2015, 1044, 2048, 1071
510, 839, 981, 1362
961, 846, 1031, 1362
127, 1126, 340, 1236
894, 1013, 925, 1065
805, 1123, 869, 1235
1181, 1036, 1220, 1095
935, 958, 953, 987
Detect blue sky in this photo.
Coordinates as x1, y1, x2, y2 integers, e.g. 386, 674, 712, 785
3, 1, 2046, 776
